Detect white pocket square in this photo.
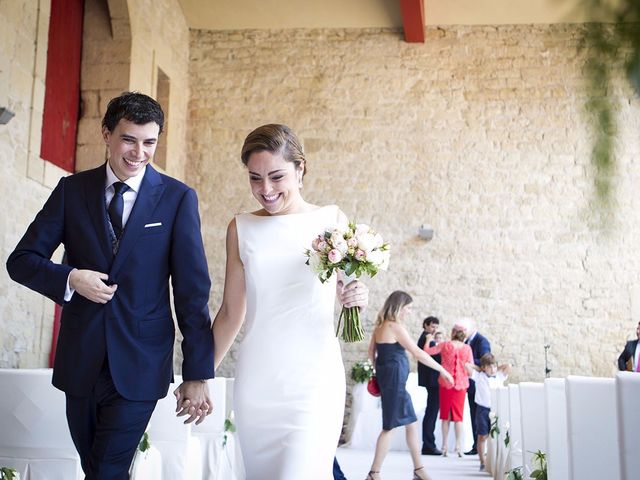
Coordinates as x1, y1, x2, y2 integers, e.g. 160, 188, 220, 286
144, 222, 162, 228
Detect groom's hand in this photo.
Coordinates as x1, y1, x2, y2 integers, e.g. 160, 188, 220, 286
69, 268, 117, 304
174, 380, 212, 425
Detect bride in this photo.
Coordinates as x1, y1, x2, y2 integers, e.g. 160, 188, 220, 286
212, 124, 369, 479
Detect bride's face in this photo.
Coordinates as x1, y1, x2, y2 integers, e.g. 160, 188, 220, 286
246, 150, 304, 215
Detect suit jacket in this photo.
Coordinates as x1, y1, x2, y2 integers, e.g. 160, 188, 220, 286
467, 332, 491, 367
417, 332, 441, 388
7, 164, 214, 401
618, 340, 638, 371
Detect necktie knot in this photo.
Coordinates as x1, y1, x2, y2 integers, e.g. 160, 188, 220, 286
113, 181, 129, 196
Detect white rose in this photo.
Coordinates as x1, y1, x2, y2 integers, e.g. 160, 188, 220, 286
365, 249, 384, 266
355, 223, 370, 236
356, 232, 377, 253
379, 250, 390, 270
308, 251, 324, 273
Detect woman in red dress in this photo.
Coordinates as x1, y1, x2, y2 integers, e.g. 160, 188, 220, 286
424, 323, 473, 457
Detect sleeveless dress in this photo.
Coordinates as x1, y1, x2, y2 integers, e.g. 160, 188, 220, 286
376, 342, 417, 430
234, 206, 346, 480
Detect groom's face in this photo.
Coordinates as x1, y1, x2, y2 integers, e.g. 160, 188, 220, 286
103, 119, 159, 181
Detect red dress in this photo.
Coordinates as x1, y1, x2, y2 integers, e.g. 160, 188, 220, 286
424, 341, 473, 421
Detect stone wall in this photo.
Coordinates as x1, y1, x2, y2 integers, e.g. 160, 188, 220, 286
187, 25, 640, 391
0, 0, 60, 368
0, 0, 190, 367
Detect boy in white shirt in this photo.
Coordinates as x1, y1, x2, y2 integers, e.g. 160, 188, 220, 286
466, 353, 510, 471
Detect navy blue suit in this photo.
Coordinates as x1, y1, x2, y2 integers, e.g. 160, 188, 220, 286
466, 332, 490, 450
417, 332, 441, 452
618, 340, 638, 371
7, 164, 214, 477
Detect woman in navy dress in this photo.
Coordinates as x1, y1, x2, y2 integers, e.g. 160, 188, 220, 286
365, 291, 453, 480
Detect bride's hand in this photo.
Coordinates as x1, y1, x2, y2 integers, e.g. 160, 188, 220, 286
338, 279, 369, 309
174, 380, 212, 425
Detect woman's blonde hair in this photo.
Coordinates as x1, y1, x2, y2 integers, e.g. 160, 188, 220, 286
375, 290, 413, 327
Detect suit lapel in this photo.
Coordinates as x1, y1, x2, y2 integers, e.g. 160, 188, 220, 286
85, 164, 113, 264
110, 165, 165, 278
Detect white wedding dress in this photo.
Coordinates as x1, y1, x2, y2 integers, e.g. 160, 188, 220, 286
234, 205, 346, 480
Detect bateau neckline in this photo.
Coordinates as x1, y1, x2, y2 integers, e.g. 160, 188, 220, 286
245, 204, 336, 218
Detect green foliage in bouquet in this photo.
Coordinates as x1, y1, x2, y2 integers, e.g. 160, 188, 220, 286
351, 360, 374, 383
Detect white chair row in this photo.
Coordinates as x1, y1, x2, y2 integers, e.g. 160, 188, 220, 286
488, 373, 639, 480
0, 369, 242, 480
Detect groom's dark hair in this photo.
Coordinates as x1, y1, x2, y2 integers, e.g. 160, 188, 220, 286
102, 91, 165, 134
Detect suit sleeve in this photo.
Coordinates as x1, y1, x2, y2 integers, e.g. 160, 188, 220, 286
475, 335, 491, 366
618, 342, 631, 371
6, 177, 73, 305
170, 188, 215, 381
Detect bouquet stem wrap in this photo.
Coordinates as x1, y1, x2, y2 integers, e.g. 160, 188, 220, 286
336, 305, 365, 342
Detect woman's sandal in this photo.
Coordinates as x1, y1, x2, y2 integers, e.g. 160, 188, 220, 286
412, 466, 432, 480
366, 471, 380, 480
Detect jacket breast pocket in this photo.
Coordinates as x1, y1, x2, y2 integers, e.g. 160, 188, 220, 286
138, 317, 174, 339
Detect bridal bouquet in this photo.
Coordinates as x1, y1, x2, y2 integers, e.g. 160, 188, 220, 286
305, 221, 390, 342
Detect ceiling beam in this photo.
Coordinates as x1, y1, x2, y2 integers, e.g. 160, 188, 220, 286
399, 0, 425, 43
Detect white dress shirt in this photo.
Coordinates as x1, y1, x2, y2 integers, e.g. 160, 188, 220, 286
64, 163, 147, 301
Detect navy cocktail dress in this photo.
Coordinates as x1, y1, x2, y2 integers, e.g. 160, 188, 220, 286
376, 342, 417, 430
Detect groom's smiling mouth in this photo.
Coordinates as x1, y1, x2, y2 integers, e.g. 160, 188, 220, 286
123, 158, 145, 167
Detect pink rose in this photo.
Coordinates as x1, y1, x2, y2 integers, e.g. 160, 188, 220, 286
354, 249, 366, 261
327, 249, 343, 264
311, 235, 323, 251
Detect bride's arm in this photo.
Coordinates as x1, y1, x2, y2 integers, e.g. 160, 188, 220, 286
212, 218, 247, 370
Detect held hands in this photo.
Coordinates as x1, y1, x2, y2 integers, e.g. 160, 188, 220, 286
173, 380, 212, 425
337, 279, 369, 309
69, 268, 117, 304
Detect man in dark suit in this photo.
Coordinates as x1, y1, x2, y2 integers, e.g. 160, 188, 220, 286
463, 319, 490, 456
617, 321, 640, 371
417, 316, 442, 455
6, 92, 215, 479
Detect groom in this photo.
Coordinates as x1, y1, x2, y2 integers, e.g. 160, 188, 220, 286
6, 92, 214, 478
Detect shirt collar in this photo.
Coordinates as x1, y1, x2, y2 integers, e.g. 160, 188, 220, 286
105, 162, 146, 193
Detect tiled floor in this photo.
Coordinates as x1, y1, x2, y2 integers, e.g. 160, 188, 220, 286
336, 447, 490, 480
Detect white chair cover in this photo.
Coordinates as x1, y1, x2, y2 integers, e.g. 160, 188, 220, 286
0, 368, 81, 480
493, 386, 510, 480
616, 372, 640, 480
518, 382, 546, 474
129, 445, 162, 480
485, 388, 499, 476
146, 381, 203, 480
565, 376, 619, 480
507, 384, 522, 472
544, 378, 568, 480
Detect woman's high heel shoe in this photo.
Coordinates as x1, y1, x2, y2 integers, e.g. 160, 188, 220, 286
441, 448, 448, 457
365, 471, 380, 480
456, 448, 463, 458
412, 466, 432, 480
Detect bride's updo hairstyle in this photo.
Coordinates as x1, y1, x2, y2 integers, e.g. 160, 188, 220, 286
375, 290, 413, 327
241, 124, 306, 179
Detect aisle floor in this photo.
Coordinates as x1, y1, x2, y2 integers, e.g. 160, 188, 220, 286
336, 447, 491, 480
